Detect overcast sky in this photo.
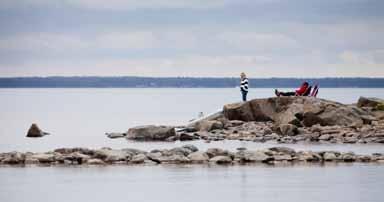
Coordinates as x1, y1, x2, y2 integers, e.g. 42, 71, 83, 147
0, 0, 383, 77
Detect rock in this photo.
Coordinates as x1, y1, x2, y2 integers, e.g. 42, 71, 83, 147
278, 124, 298, 136
31, 153, 55, 163
297, 151, 321, 161
343, 136, 358, 144
209, 156, 233, 164
169, 147, 193, 156
228, 120, 245, 127
206, 148, 230, 158
194, 120, 223, 132
94, 149, 131, 163
223, 97, 371, 127
323, 152, 338, 161
130, 154, 148, 164
274, 154, 293, 161
54, 148, 94, 155
318, 134, 332, 141
105, 132, 126, 139
179, 133, 196, 141
62, 152, 91, 164
357, 97, 384, 108
182, 144, 199, 153
268, 147, 296, 155
121, 148, 146, 155
187, 152, 209, 163
1, 152, 25, 164
87, 159, 105, 165
160, 154, 190, 164
126, 125, 176, 141
340, 152, 356, 162
26, 123, 50, 138
236, 151, 273, 163
302, 112, 324, 127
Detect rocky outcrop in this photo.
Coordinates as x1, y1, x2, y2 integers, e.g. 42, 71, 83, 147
1, 146, 384, 166
357, 97, 384, 108
223, 97, 375, 127
126, 125, 176, 141
26, 124, 50, 138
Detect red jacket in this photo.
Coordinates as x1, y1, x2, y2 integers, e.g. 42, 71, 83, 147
295, 84, 308, 95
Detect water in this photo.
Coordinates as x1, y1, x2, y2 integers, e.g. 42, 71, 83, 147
0, 88, 384, 152
1, 88, 384, 202
1, 164, 384, 202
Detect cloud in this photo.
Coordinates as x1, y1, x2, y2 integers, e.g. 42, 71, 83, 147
0, 31, 199, 52
217, 32, 300, 51
339, 50, 384, 65
0, 0, 233, 10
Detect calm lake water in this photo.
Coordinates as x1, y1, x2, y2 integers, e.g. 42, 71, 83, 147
1, 88, 384, 202
1, 88, 384, 152
1, 164, 384, 202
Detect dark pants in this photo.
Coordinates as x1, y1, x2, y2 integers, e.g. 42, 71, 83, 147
279, 92, 296, 96
241, 90, 248, 101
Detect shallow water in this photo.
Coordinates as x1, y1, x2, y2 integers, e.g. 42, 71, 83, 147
0, 88, 383, 153
1, 88, 384, 202
1, 164, 384, 202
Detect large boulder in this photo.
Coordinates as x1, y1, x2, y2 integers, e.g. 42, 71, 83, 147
126, 125, 176, 141
223, 97, 372, 127
26, 123, 50, 138
357, 97, 384, 108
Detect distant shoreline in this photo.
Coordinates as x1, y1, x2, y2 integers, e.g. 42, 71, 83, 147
0, 77, 384, 88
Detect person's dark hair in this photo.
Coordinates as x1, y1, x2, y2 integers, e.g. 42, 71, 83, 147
303, 82, 309, 86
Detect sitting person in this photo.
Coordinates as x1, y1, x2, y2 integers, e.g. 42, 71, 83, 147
275, 82, 309, 96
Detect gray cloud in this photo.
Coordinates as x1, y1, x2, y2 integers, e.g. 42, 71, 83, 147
0, 0, 383, 77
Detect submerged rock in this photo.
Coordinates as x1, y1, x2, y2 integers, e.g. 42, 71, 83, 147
26, 123, 50, 138
105, 132, 126, 139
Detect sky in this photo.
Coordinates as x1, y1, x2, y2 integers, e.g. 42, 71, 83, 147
0, 0, 383, 77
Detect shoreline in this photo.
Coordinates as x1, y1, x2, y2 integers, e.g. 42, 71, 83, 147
1, 146, 384, 167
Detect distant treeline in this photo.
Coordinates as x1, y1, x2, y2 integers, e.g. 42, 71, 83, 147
0, 77, 383, 88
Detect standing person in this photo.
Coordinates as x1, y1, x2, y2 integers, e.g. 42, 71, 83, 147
240, 72, 249, 101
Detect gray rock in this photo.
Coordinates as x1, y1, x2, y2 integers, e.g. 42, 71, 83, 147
194, 120, 224, 132
105, 132, 126, 139
297, 151, 321, 161
206, 148, 230, 158
31, 153, 55, 163
94, 149, 131, 163
1, 152, 25, 164
268, 147, 296, 155
323, 152, 338, 161
26, 123, 50, 138
130, 154, 148, 164
340, 152, 356, 162
160, 154, 190, 164
209, 156, 232, 164
87, 159, 105, 165
236, 151, 273, 163
187, 152, 209, 163
126, 125, 176, 141
279, 124, 298, 136
318, 134, 331, 141
179, 133, 196, 141
169, 147, 193, 156
274, 154, 293, 161
357, 97, 384, 108
182, 144, 199, 153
